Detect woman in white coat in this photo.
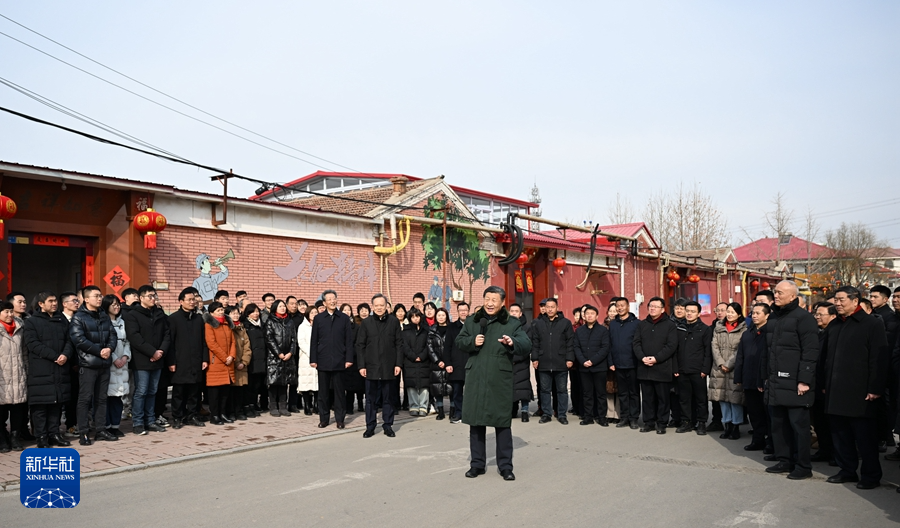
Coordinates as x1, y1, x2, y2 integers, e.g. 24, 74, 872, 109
102, 295, 130, 437
296, 310, 318, 416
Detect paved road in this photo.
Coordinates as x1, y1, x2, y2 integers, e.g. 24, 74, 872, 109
2, 417, 899, 526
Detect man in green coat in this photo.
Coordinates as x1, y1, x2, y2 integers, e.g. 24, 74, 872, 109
457, 286, 532, 481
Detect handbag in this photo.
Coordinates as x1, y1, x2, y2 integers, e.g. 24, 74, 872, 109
606, 370, 617, 394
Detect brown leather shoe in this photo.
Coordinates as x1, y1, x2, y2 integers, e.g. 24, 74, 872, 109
336, 422, 345, 429
317, 422, 329, 428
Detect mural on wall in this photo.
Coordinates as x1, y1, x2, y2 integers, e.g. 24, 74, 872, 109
420, 195, 491, 305
192, 250, 234, 302
274, 242, 377, 290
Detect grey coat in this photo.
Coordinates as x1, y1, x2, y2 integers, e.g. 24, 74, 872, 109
709, 320, 746, 405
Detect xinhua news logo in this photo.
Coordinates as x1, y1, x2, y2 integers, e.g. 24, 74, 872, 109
19, 448, 80, 508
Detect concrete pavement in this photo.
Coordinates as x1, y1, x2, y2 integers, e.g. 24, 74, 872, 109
2, 415, 899, 526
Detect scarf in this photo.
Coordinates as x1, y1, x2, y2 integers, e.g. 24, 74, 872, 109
0, 319, 15, 336
274, 311, 288, 320
246, 317, 261, 327
840, 304, 863, 321
725, 320, 738, 332
426, 317, 435, 327
214, 315, 227, 324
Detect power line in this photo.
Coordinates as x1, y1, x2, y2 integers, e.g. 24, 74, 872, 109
727, 197, 900, 237
0, 14, 390, 180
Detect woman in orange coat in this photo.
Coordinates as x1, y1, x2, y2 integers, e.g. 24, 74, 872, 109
204, 302, 236, 425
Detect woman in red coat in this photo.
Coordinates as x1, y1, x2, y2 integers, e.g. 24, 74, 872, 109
204, 302, 236, 425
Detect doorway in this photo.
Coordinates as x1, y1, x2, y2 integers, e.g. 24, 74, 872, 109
9, 233, 92, 300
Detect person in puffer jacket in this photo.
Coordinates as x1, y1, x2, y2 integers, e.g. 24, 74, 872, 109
102, 295, 130, 438
69, 285, 117, 445
608, 297, 641, 428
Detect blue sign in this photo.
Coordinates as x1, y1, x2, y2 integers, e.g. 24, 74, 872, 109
19, 448, 80, 508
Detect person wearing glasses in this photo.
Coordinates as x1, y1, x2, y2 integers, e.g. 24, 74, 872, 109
59, 291, 80, 436
124, 285, 171, 436
69, 286, 118, 445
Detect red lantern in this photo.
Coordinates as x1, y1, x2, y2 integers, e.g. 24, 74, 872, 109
132, 208, 167, 249
552, 257, 566, 274
666, 269, 677, 280
750, 280, 760, 288
689, 274, 700, 283
0, 192, 17, 239
761, 282, 770, 290
516, 253, 528, 266
668, 279, 677, 287
672, 272, 680, 282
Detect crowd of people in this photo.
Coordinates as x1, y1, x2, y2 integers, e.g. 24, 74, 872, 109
0, 280, 896, 487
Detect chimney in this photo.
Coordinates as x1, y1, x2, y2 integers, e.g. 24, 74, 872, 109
390, 176, 408, 196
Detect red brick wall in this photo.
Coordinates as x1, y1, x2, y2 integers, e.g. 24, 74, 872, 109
149, 224, 491, 315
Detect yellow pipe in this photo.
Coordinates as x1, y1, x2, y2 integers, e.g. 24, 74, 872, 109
374, 217, 411, 255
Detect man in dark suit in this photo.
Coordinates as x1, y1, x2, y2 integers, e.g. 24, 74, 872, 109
310, 289, 354, 429
633, 297, 678, 434
823, 286, 888, 489
356, 294, 404, 438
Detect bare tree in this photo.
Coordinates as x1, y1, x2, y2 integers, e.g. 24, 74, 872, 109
765, 192, 795, 262
798, 207, 825, 288
643, 182, 729, 251
607, 193, 636, 225
824, 222, 891, 288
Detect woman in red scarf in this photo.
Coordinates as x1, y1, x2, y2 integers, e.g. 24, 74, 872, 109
204, 302, 236, 425
710, 302, 747, 440
0, 301, 27, 452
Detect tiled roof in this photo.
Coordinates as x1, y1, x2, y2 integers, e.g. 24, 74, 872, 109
733, 236, 833, 263
285, 179, 434, 217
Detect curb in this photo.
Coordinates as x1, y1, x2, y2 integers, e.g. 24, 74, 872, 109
0, 415, 418, 492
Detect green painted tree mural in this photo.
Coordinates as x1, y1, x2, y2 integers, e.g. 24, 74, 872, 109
421, 195, 491, 304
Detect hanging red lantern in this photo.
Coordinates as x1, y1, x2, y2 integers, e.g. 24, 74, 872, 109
750, 279, 759, 288
672, 272, 680, 282
552, 257, 566, 274
666, 269, 677, 280
0, 192, 17, 239
761, 282, 770, 290
668, 279, 677, 287
516, 253, 528, 266
132, 208, 167, 249
688, 274, 700, 283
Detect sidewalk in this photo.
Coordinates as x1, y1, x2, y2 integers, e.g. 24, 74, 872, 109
0, 409, 417, 489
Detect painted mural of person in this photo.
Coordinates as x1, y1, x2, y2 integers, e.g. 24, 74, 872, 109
428, 276, 443, 308
192, 254, 229, 303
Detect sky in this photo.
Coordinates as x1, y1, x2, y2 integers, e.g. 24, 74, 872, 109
1, 2, 898, 246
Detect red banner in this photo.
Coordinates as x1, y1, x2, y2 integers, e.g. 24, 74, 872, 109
33, 234, 70, 247
524, 270, 534, 293
514, 270, 524, 293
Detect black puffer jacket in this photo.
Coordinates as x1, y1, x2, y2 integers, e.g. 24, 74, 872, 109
69, 305, 117, 369
608, 313, 639, 369
763, 298, 819, 407
823, 308, 888, 418
633, 315, 678, 382
356, 312, 404, 381
573, 323, 611, 372
530, 314, 575, 371
445, 319, 467, 382
734, 323, 768, 389
166, 308, 207, 384
123, 305, 171, 371
265, 315, 297, 386
676, 320, 712, 375
23, 311, 74, 405
427, 324, 450, 397
243, 320, 267, 375
513, 316, 533, 402
402, 323, 431, 390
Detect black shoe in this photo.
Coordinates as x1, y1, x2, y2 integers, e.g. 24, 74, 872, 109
363, 429, 376, 438
235, 413, 248, 421
744, 442, 765, 451
857, 481, 880, 490
210, 416, 224, 426
9, 431, 24, 451
337, 422, 345, 429
597, 418, 609, 427
696, 422, 707, 436
317, 422, 329, 428
270, 408, 281, 417
384, 426, 395, 437
49, 433, 72, 446
763, 446, 774, 455
222, 415, 235, 423
558, 416, 569, 425
171, 419, 184, 430
465, 468, 486, 478
133, 425, 147, 435
539, 415, 552, 424
787, 468, 812, 480
676, 421, 692, 434
640, 424, 654, 433
95, 430, 118, 442
146, 423, 167, 432
288, 405, 301, 413
656, 424, 666, 434
436, 409, 445, 420
629, 420, 640, 430
729, 424, 741, 440
826, 473, 859, 484
707, 421, 725, 432
720, 423, 733, 439
521, 412, 529, 423
884, 447, 900, 461
580, 418, 594, 426
36, 436, 50, 449
763, 454, 777, 461
765, 462, 792, 474
186, 416, 206, 427
279, 408, 291, 417
667, 419, 679, 428
616, 420, 630, 428
499, 469, 516, 481
532, 409, 544, 417
79, 434, 93, 446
